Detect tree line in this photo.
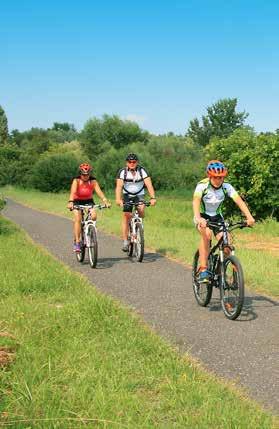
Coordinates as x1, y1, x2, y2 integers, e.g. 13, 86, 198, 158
0, 99, 278, 219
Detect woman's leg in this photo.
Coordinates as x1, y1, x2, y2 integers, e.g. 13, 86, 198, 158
73, 210, 82, 243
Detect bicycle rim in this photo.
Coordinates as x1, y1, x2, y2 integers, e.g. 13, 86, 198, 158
192, 250, 213, 307
220, 255, 244, 320
88, 226, 98, 268
135, 224, 144, 262
127, 230, 134, 258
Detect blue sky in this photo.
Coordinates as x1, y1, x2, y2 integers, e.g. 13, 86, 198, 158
1, 0, 278, 134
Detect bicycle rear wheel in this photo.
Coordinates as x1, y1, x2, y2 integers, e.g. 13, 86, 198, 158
220, 255, 244, 320
76, 230, 85, 263
88, 225, 98, 268
192, 250, 213, 306
135, 223, 144, 262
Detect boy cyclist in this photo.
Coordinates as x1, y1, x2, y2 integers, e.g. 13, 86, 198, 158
193, 160, 255, 283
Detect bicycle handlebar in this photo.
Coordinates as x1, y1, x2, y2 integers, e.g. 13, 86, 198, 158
206, 219, 250, 231
71, 204, 110, 211
126, 200, 151, 207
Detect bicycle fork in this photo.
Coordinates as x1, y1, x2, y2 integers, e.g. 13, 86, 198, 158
84, 221, 97, 247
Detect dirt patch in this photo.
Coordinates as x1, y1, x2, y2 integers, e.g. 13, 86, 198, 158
236, 234, 279, 257
0, 347, 15, 367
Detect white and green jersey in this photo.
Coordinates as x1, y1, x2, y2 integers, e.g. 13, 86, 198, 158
194, 178, 239, 216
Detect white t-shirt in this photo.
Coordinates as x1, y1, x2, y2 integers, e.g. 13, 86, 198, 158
194, 178, 238, 216
117, 166, 149, 196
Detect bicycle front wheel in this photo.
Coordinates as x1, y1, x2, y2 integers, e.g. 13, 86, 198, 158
76, 231, 85, 263
88, 225, 98, 268
135, 223, 144, 262
220, 255, 244, 320
192, 250, 213, 307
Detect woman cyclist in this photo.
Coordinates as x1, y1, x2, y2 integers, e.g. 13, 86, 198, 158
193, 160, 255, 283
67, 163, 109, 252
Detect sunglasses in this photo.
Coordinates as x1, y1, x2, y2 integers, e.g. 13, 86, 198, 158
128, 160, 137, 164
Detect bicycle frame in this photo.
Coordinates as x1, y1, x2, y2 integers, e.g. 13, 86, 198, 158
208, 220, 246, 287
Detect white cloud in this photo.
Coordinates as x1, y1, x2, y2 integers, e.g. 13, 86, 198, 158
124, 114, 146, 125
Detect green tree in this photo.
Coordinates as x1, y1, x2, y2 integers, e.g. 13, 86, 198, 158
187, 98, 248, 146
81, 114, 149, 160
0, 105, 8, 145
205, 128, 279, 219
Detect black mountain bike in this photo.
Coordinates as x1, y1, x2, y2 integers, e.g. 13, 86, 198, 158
73, 204, 108, 268
127, 200, 150, 262
192, 219, 249, 320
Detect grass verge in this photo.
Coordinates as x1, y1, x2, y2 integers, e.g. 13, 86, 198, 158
2, 186, 279, 298
0, 217, 277, 428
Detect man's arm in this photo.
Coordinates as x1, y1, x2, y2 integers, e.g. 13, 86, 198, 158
143, 177, 156, 205
115, 178, 124, 206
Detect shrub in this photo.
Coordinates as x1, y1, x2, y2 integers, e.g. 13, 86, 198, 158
205, 128, 279, 219
30, 153, 83, 192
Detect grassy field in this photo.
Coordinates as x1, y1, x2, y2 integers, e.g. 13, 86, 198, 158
2, 186, 279, 298
0, 217, 277, 428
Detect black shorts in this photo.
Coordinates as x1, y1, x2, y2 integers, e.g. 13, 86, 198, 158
201, 213, 224, 236
123, 194, 144, 213
73, 198, 95, 206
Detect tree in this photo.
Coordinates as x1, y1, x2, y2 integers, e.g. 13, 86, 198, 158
0, 105, 8, 145
205, 128, 279, 219
187, 98, 248, 146
81, 114, 149, 160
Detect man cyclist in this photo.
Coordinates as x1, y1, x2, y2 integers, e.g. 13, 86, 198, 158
193, 160, 255, 283
67, 163, 109, 252
115, 153, 157, 252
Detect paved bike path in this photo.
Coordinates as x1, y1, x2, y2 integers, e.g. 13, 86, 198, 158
3, 200, 279, 414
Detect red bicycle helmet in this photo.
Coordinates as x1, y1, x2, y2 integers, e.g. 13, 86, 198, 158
206, 160, 227, 177
79, 163, 92, 175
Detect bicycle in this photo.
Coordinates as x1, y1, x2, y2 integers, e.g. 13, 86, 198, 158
72, 203, 108, 268
192, 219, 250, 320
126, 200, 150, 262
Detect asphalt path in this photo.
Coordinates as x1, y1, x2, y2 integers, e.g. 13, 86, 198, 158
3, 199, 279, 415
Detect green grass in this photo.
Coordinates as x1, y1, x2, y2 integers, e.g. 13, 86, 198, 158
2, 186, 279, 298
0, 217, 277, 428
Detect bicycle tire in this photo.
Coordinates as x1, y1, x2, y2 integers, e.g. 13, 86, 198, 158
192, 250, 213, 307
220, 255, 244, 320
135, 223, 144, 262
127, 224, 134, 257
88, 225, 98, 268
76, 230, 85, 263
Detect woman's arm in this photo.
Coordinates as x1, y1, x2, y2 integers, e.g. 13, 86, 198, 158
94, 181, 109, 205
67, 179, 78, 209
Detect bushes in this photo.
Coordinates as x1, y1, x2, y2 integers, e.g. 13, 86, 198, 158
205, 128, 279, 219
30, 153, 82, 192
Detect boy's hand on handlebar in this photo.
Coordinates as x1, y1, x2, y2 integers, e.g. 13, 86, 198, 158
116, 199, 123, 207
197, 217, 207, 228
246, 216, 255, 227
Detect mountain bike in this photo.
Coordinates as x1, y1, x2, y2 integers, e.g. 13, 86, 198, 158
127, 200, 150, 262
73, 203, 108, 268
192, 219, 250, 320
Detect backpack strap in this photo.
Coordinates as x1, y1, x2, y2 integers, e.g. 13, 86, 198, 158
123, 166, 145, 195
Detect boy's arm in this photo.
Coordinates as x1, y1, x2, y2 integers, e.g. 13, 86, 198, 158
234, 195, 255, 226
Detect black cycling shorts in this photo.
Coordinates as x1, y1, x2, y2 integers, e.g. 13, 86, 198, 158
200, 213, 224, 236
123, 194, 143, 213
73, 198, 95, 206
